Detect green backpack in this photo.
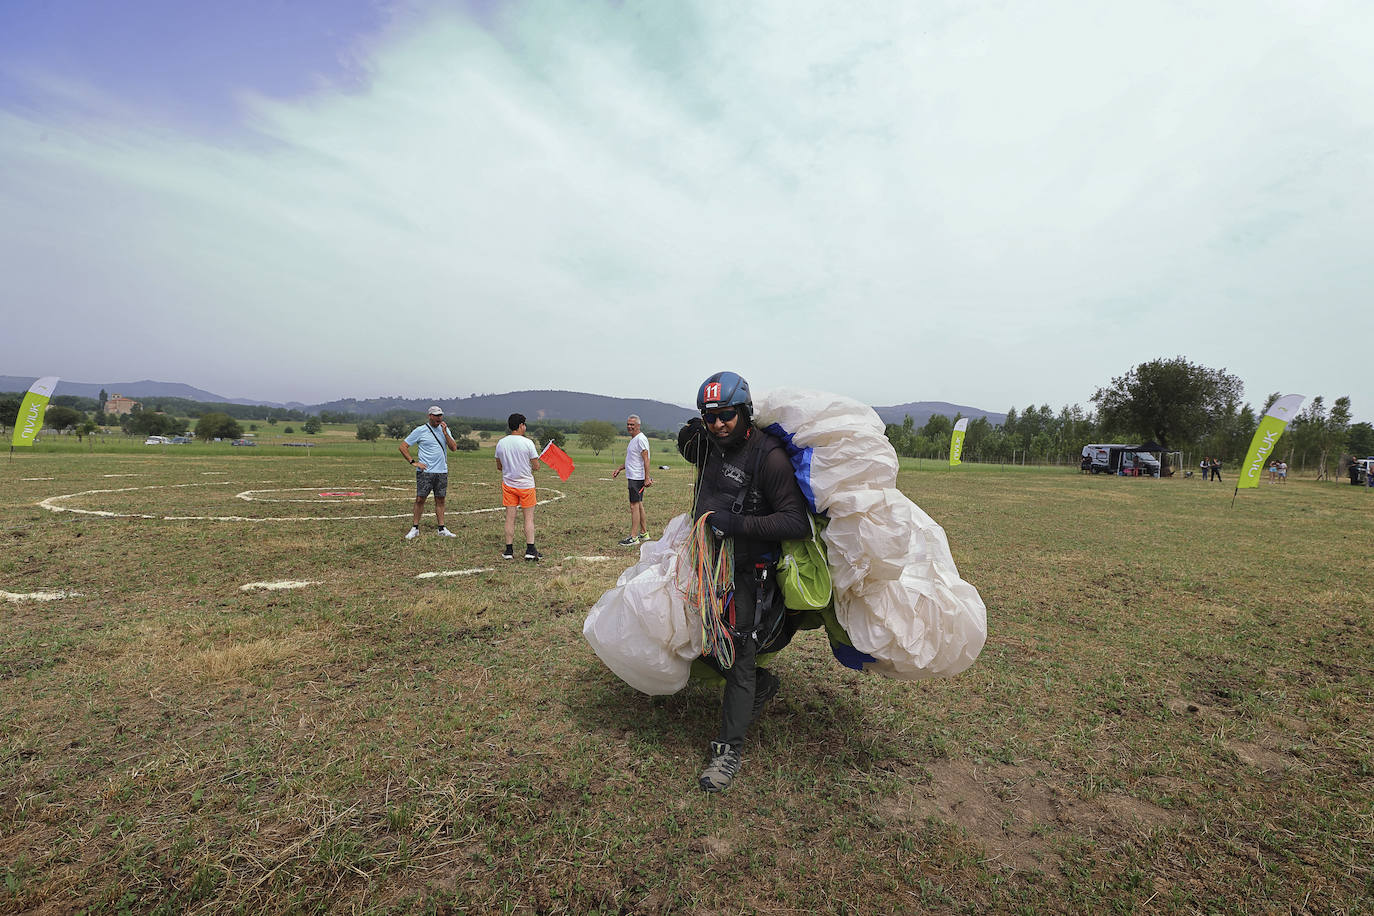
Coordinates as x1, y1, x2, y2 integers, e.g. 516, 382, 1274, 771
777, 513, 833, 611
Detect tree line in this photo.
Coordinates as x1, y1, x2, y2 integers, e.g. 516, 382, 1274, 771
883, 357, 1372, 477
6, 358, 1367, 474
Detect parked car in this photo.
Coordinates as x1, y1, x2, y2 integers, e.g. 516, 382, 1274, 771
1349, 457, 1374, 485
231, 438, 257, 447
171, 436, 192, 444
143, 436, 172, 445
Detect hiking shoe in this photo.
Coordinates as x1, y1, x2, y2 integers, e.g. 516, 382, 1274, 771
501, 546, 514, 560
404, 527, 419, 540
437, 527, 457, 538
524, 548, 543, 562
752, 668, 781, 718
618, 536, 639, 547
698, 741, 742, 793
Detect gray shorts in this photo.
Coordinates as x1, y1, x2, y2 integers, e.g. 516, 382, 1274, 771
416, 471, 448, 500
627, 478, 646, 504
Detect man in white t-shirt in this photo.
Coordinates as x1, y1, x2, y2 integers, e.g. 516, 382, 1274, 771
494, 412, 543, 561
397, 406, 457, 539
611, 414, 653, 546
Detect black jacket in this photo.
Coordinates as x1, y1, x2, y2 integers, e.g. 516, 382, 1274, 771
678, 420, 810, 566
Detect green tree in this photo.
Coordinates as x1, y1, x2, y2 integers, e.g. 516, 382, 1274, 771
1322, 397, 1353, 480
884, 415, 917, 458
1347, 422, 1374, 457
267, 416, 278, 426
578, 419, 618, 455
1289, 396, 1351, 479
196, 412, 243, 441
1288, 397, 1325, 474
0, 396, 19, 429
1047, 406, 1078, 465
919, 414, 953, 443
303, 416, 322, 435
356, 422, 381, 442
982, 427, 1012, 462
964, 416, 993, 460
130, 412, 184, 437
384, 419, 408, 439
533, 425, 566, 449
78, 419, 98, 442
98, 388, 108, 411
44, 405, 84, 432
1093, 356, 1243, 452
479, 430, 491, 441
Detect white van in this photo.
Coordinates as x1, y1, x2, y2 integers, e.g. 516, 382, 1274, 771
1081, 444, 1161, 477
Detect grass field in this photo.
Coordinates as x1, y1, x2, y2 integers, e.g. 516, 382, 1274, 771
2, 439, 1372, 914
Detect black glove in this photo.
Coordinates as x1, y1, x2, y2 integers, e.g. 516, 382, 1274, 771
677, 417, 707, 463
707, 510, 739, 536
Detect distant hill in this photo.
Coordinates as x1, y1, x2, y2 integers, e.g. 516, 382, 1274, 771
320, 394, 1005, 431
0, 376, 304, 409
873, 401, 1007, 428
313, 390, 697, 431
1, 374, 1005, 430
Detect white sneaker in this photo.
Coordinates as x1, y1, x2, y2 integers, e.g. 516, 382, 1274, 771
404, 527, 419, 540
437, 527, 457, 537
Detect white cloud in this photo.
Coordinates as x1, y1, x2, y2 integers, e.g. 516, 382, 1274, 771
2, 0, 1371, 414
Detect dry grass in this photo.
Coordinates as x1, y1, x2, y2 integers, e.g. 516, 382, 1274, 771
1, 443, 1371, 914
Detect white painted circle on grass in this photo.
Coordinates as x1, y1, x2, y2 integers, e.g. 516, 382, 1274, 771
240, 580, 321, 591
2, 589, 79, 602
235, 486, 409, 504
415, 568, 495, 579
38, 482, 567, 522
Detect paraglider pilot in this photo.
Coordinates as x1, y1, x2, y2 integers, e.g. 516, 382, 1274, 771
678, 371, 811, 791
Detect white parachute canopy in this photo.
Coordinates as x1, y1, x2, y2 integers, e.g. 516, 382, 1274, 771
582, 512, 701, 695
582, 388, 988, 694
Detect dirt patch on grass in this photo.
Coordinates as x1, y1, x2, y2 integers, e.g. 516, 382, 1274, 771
883, 759, 1176, 873
1227, 741, 1294, 775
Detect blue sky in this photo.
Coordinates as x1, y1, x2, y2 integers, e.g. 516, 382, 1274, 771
2, 0, 1371, 416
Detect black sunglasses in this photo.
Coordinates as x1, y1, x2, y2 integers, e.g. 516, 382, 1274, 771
701, 408, 739, 425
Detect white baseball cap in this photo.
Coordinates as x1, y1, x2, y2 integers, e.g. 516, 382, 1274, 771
427, 405, 443, 416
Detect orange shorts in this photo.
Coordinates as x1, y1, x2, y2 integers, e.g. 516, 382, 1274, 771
502, 484, 536, 508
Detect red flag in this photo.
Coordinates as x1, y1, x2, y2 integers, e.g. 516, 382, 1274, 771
539, 441, 575, 481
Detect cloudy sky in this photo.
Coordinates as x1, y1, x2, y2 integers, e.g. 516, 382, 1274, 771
2, 0, 1370, 416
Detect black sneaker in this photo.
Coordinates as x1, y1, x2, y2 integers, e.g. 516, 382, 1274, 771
698, 741, 742, 792
524, 548, 543, 562
501, 546, 514, 560
752, 668, 781, 718
617, 535, 639, 547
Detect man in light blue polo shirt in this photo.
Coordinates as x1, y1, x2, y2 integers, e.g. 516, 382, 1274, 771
398, 406, 458, 539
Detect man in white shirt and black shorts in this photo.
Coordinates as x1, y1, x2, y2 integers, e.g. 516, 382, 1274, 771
612, 414, 652, 546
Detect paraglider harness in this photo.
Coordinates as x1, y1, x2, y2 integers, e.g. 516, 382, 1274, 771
692, 429, 791, 660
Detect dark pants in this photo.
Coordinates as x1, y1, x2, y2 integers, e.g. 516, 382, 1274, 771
699, 571, 791, 748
